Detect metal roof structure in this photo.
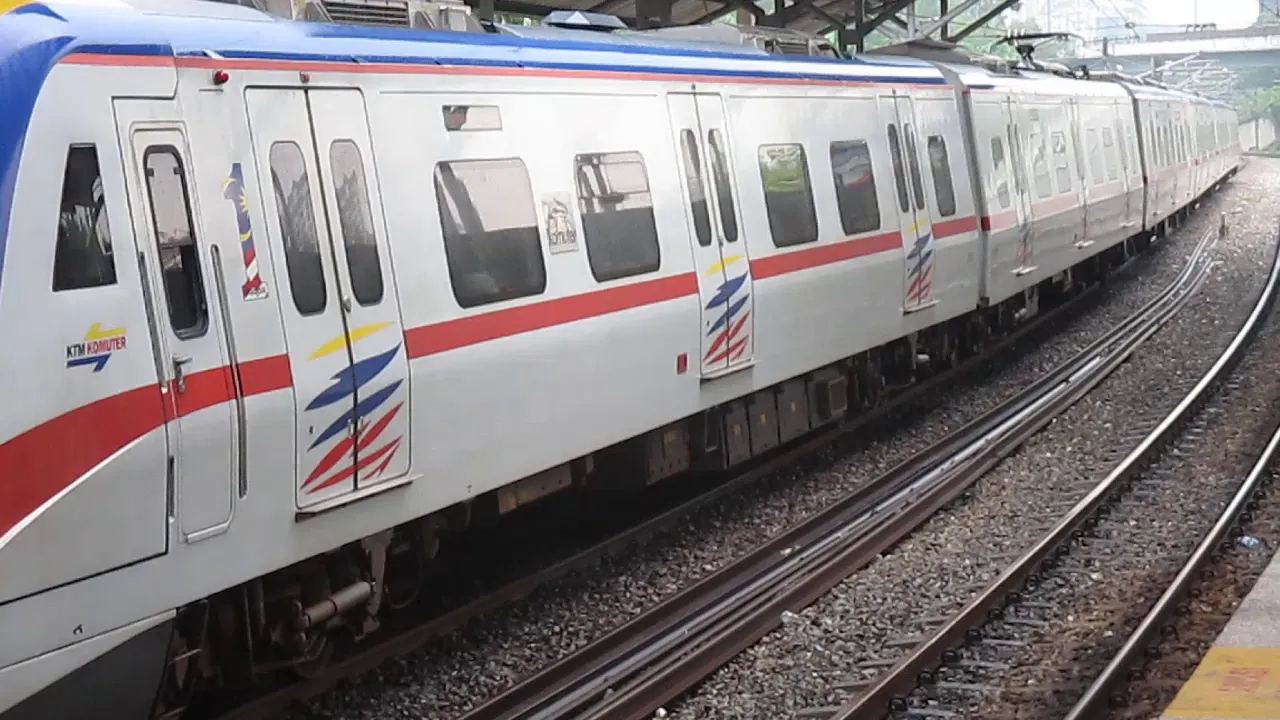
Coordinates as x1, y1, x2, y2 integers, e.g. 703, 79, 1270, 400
495, 0, 1024, 45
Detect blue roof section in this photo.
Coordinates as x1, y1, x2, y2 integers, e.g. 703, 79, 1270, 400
5, 0, 948, 82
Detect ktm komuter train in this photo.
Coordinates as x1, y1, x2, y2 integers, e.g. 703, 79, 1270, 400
0, 0, 1240, 717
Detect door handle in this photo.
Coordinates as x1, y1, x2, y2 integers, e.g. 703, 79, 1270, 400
173, 355, 193, 393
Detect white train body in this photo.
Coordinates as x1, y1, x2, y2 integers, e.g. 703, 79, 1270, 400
0, 2, 1239, 717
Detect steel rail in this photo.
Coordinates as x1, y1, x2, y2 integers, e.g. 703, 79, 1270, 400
209, 232, 1213, 720
1062, 221, 1280, 720
828, 225, 1280, 720
208, 252, 1108, 720
457, 230, 1220, 720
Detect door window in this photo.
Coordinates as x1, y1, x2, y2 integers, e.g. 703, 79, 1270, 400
269, 142, 327, 316
143, 146, 208, 337
329, 140, 384, 306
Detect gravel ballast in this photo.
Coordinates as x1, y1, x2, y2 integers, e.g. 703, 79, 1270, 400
293, 164, 1275, 720
662, 164, 1280, 720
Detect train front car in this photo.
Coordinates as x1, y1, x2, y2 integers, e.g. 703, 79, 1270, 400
0, 3, 194, 718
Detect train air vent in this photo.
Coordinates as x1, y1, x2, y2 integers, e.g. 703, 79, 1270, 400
320, 0, 410, 26
543, 9, 628, 31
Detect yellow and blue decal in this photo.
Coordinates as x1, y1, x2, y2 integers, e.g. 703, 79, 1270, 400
703, 254, 751, 365
301, 322, 404, 493
905, 219, 934, 305
65, 323, 127, 372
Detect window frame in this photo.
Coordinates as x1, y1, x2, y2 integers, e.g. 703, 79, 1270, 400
925, 134, 956, 218
142, 144, 209, 339
433, 157, 547, 309
828, 139, 882, 235
757, 142, 820, 249
573, 150, 663, 283
269, 140, 329, 317
52, 144, 119, 293
328, 139, 385, 308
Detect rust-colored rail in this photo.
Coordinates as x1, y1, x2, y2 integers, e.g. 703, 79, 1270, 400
209, 233, 1213, 720
827, 224, 1279, 720
456, 231, 1221, 720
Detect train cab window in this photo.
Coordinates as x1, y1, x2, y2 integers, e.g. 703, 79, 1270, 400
886, 125, 910, 213
708, 130, 739, 244
902, 124, 926, 211
52, 146, 117, 291
1050, 131, 1071, 195
989, 136, 1011, 209
434, 158, 546, 309
1030, 130, 1052, 200
143, 147, 207, 337
926, 135, 956, 218
757, 143, 818, 248
1101, 128, 1119, 182
270, 142, 327, 316
1086, 129, 1104, 186
679, 130, 713, 248
574, 151, 661, 282
829, 140, 881, 234
329, 141, 384, 307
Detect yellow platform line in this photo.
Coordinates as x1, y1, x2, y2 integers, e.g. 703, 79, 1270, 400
1164, 647, 1280, 718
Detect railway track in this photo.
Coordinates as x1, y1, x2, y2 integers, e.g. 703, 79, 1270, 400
205, 228, 1219, 720
813, 222, 1280, 720
443, 228, 1226, 720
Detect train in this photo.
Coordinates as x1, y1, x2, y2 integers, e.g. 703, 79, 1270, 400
0, 1, 1240, 718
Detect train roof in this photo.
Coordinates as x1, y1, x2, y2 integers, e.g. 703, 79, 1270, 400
0, 0, 947, 84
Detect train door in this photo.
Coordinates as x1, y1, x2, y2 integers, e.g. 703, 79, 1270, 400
1002, 98, 1035, 272
116, 109, 237, 542
245, 87, 411, 510
1112, 103, 1135, 230
666, 91, 755, 378
878, 93, 935, 311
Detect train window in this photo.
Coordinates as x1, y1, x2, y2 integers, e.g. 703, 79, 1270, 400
52, 146, 118, 292
433, 158, 546, 309
1050, 131, 1071, 195
1115, 121, 1130, 174
902, 124, 926, 211
441, 105, 502, 132
1101, 128, 1119, 182
679, 130, 713, 248
989, 136, 1011, 210
1030, 130, 1052, 200
270, 142, 327, 316
143, 147, 208, 337
708, 130, 739, 243
1086, 129, 1104, 186
829, 140, 881, 235
574, 151, 661, 282
757, 143, 819, 248
926, 136, 956, 218
886, 125, 910, 213
329, 141, 384, 307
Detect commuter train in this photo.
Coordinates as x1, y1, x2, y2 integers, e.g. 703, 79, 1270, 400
0, 0, 1240, 717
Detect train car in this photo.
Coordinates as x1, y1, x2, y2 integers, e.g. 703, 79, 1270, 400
0, 3, 1235, 719
940, 61, 1144, 310
1121, 81, 1239, 231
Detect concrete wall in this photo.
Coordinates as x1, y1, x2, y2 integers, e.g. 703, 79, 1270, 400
1240, 117, 1277, 151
